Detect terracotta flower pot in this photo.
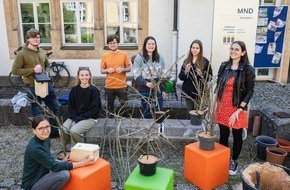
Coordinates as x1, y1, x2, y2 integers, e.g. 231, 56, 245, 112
277, 138, 290, 153
266, 147, 287, 165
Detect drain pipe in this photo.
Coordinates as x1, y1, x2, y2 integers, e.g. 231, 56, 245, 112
172, 0, 178, 81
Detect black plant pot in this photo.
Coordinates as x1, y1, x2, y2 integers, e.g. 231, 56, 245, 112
155, 111, 167, 124
240, 162, 290, 190
198, 131, 217, 151
138, 154, 158, 176
256, 135, 278, 160
189, 110, 204, 126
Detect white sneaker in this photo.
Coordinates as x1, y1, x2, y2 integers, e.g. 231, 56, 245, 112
229, 159, 238, 176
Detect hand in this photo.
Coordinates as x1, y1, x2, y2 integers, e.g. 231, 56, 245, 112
115, 67, 124, 73
162, 92, 166, 100
185, 64, 191, 74
195, 68, 203, 77
62, 153, 71, 162
228, 108, 242, 127
107, 68, 115, 73
34, 64, 42, 73
81, 155, 97, 166
146, 82, 155, 89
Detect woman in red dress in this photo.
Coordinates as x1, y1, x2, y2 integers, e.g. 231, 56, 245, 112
215, 41, 255, 175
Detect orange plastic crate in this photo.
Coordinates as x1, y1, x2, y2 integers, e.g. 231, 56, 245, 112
63, 158, 111, 190
184, 142, 230, 190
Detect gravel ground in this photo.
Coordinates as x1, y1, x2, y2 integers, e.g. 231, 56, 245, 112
0, 123, 276, 190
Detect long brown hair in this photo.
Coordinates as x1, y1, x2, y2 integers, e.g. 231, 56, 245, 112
183, 39, 205, 71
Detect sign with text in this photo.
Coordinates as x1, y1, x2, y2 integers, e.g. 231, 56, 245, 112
211, 0, 259, 75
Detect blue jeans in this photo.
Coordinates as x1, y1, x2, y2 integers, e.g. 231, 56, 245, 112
26, 84, 59, 117
139, 90, 163, 118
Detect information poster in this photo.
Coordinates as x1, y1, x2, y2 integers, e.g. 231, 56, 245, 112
254, 6, 288, 68
211, 0, 259, 75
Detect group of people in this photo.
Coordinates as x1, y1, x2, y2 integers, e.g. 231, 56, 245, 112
12, 27, 255, 189
179, 39, 255, 176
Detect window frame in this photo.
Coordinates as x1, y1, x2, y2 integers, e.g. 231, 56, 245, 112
104, 0, 138, 46
18, 0, 51, 46
60, 0, 95, 46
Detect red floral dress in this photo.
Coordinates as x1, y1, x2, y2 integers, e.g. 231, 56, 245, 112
215, 76, 248, 129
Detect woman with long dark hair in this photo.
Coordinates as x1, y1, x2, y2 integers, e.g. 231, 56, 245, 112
215, 41, 255, 175
133, 36, 166, 118
179, 39, 212, 116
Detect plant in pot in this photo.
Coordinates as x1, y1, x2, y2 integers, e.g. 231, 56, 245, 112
130, 54, 183, 176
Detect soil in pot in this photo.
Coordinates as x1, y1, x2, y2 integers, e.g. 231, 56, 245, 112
138, 154, 158, 176
189, 110, 204, 126
266, 147, 287, 165
240, 162, 290, 190
198, 131, 217, 151
277, 138, 290, 153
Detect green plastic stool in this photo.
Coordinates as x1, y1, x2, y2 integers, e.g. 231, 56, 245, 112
124, 166, 174, 190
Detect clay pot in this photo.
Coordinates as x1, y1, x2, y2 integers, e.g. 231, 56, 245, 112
138, 154, 158, 176
277, 138, 290, 153
197, 131, 217, 151
266, 147, 287, 165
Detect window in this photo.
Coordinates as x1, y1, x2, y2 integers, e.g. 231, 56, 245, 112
104, 0, 138, 45
18, 0, 51, 45
61, 0, 94, 45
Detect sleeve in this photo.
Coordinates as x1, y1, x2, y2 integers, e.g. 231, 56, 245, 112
158, 55, 167, 91
203, 58, 212, 81
100, 53, 107, 70
179, 62, 187, 81
124, 52, 130, 67
242, 65, 256, 104
68, 87, 77, 120
29, 141, 73, 172
76, 86, 101, 121
133, 54, 147, 87
44, 56, 50, 73
12, 52, 34, 76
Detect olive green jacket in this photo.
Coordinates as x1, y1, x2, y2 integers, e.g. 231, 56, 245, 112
12, 45, 50, 85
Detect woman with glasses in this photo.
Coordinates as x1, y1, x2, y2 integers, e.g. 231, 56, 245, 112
62, 67, 101, 149
214, 41, 255, 176
22, 115, 96, 190
133, 36, 166, 118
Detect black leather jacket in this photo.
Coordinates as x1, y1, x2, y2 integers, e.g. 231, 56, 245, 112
215, 61, 255, 109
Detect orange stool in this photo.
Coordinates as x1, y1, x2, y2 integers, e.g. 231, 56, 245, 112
184, 142, 230, 190
63, 158, 111, 190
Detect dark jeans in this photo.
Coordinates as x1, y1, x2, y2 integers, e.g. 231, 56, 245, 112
139, 90, 163, 118
219, 124, 243, 160
106, 88, 128, 117
26, 84, 60, 137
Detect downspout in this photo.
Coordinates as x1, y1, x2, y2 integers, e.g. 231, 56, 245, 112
172, 0, 178, 81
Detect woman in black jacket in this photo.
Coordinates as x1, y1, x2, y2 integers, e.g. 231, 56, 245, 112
179, 39, 212, 117
215, 41, 255, 176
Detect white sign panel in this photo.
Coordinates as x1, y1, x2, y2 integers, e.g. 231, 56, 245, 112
211, 0, 259, 75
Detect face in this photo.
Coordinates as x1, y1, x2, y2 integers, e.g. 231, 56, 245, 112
108, 39, 118, 51
191, 43, 201, 57
28, 35, 41, 46
32, 120, 51, 140
78, 69, 91, 85
230, 43, 245, 61
146, 39, 156, 54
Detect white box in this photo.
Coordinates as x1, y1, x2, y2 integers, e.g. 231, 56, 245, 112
70, 143, 99, 162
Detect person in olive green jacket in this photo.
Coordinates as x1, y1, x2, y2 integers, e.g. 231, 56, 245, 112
12, 28, 59, 138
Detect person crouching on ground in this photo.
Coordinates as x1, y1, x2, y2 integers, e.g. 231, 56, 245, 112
22, 115, 96, 190
62, 67, 101, 149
